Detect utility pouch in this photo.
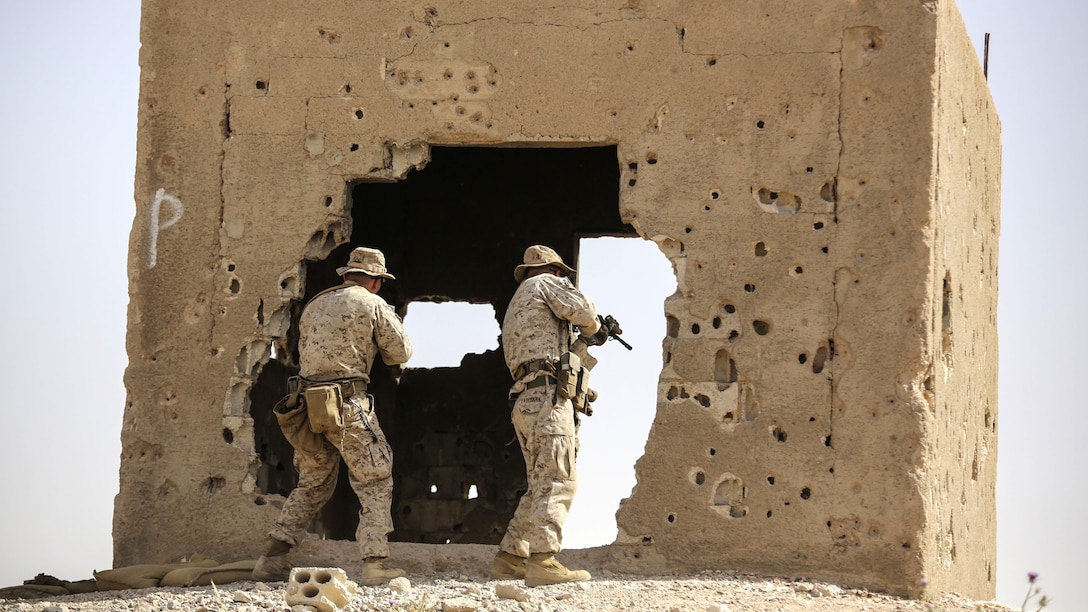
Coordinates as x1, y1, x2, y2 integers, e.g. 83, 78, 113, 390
556, 352, 581, 401
273, 393, 324, 454
304, 384, 344, 433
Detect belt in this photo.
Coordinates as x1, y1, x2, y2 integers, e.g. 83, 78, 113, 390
525, 375, 556, 390
298, 377, 368, 399
514, 358, 556, 381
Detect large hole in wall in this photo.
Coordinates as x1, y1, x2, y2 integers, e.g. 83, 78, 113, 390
254, 146, 679, 545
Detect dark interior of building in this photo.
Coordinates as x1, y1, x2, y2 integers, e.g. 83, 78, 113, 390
252, 145, 634, 544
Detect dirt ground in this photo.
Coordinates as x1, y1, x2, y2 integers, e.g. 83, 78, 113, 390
0, 569, 1014, 612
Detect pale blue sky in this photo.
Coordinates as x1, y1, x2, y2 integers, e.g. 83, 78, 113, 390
0, 2, 1083, 609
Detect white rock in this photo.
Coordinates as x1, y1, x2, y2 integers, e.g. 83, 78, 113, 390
706, 604, 731, 612
233, 591, 253, 603
389, 576, 412, 594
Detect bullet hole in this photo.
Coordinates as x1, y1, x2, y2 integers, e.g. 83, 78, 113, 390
678, 27, 685, 42
728, 330, 739, 341
766, 510, 773, 518
752, 320, 770, 335
628, 178, 637, 187
724, 411, 734, 420
685, 227, 692, 233
443, 41, 450, 47
812, 345, 828, 374
754, 242, 767, 257
402, 26, 414, 39
821, 246, 829, 254
772, 426, 787, 442
707, 57, 717, 67
324, 196, 333, 207
222, 429, 234, 444
756, 120, 765, 129
794, 266, 804, 274
456, 106, 466, 115
691, 323, 701, 335
695, 394, 711, 408
667, 513, 676, 523
349, 143, 359, 152
229, 279, 241, 294
704, 206, 712, 211
823, 435, 832, 447
695, 471, 706, 485
343, 84, 352, 94
724, 304, 736, 314
821, 179, 837, 203
902, 542, 911, 549
205, 477, 226, 495
806, 167, 814, 173
254, 496, 267, 506
354, 109, 364, 120
814, 222, 824, 230
809, 416, 816, 422
255, 80, 266, 90
443, 69, 453, 80
800, 487, 812, 500
744, 283, 756, 293
829, 467, 834, 474
712, 317, 722, 329
798, 353, 808, 364
710, 190, 720, 199
227, 263, 236, 272
210, 348, 221, 357
646, 154, 658, 164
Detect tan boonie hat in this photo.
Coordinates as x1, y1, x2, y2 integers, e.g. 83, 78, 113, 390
513, 245, 576, 282
336, 246, 396, 280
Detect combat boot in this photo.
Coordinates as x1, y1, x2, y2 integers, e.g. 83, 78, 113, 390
252, 554, 291, 582
489, 551, 527, 580
360, 557, 405, 586
524, 553, 590, 587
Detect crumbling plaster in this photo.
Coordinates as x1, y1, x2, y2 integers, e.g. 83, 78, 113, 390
120, 0, 999, 600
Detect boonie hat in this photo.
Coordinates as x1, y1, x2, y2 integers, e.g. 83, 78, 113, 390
336, 247, 396, 280
514, 245, 576, 282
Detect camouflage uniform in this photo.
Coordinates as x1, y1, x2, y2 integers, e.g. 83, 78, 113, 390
269, 281, 411, 559
499, 272, 600, 557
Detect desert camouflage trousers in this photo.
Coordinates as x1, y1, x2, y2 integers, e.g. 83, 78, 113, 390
499, 383, 579, 557
269, 394, 394, 559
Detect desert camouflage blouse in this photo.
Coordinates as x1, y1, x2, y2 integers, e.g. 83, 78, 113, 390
502, 273, 600, 390
298, 283, 412, 381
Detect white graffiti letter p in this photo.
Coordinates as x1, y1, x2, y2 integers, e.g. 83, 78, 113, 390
149, 188, 184, 269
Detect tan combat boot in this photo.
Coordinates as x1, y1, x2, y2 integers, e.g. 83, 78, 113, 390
524, 553, 591, 587
360, 557, 406, 586
251, 554, 291, 582
489, 551, 527, 580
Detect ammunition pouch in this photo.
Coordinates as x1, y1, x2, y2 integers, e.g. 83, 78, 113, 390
304, 384, 344, 434
557, 352, 595, 416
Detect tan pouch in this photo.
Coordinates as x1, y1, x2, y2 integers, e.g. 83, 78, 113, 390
556, 352, 581, 401
274, 394, 324, 454
305, 383, 344, 433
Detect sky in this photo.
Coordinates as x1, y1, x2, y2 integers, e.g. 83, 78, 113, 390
0, 1, 1084, 609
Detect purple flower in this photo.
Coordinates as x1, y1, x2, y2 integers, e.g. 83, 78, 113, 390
1028, 572, 1039, 583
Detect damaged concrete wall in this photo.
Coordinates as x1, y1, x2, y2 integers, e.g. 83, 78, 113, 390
120, 0, 999, 599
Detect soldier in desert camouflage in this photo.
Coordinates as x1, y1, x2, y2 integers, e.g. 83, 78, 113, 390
253, 246, 412, 586
491, 245, 614, 586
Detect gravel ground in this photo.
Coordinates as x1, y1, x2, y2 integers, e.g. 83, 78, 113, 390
0, 571, 1014, 612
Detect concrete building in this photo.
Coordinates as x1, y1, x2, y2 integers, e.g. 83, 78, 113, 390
119, 0, 1000, 598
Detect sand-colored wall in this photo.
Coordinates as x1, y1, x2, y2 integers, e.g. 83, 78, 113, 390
120, 0, 999, 598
